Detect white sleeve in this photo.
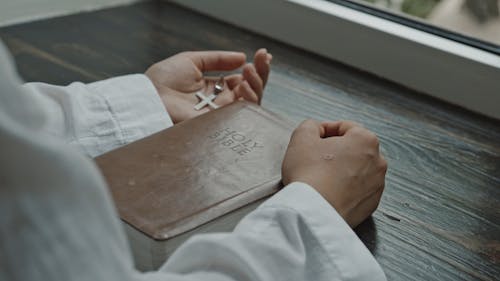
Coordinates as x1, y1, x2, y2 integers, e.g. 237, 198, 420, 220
148, 182, 387, 281
23, 74, 173, 157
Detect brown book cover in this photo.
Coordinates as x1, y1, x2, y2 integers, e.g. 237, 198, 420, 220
95, 101, 294, 241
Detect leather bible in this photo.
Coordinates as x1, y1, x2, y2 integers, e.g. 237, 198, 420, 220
95, 101, 294, 270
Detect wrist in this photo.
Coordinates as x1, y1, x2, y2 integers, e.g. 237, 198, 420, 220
285, 179, 350, 224
144, 73, 171, 116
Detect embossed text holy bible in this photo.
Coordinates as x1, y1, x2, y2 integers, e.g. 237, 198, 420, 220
95, 101, 294, 271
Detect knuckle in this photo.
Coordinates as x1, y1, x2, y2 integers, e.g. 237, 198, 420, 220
291, 121, 313, 139
365, 150, 377, 159
350, 121, 363, 128
298, 119, 317, 131
350, 126, 365, 136
365, 131, 379, 146
379, 158, 388, 173
354, 128, 379, 148
303, 119, 317, 126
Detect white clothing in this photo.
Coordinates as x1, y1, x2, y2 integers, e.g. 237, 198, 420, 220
0, 41, 386, 281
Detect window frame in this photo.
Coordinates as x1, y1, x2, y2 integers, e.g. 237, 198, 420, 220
171, 0, 500, 119
328, 0, 500, 55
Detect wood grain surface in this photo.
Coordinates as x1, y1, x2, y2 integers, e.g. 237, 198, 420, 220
1, 1, 498, 280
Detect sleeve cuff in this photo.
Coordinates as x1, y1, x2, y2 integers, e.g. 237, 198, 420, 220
87, 74, 173, 146
262, 182, 387, 281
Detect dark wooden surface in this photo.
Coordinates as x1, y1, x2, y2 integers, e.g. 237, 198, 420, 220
1, 1, 499, 280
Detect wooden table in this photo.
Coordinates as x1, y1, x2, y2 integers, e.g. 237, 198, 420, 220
1, 1, 499, 280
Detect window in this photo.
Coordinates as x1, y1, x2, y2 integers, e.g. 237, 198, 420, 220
338, 0, 500, 53
172, 0, 500, 119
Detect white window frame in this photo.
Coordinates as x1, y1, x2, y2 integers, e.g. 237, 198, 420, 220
171, 0, 500, 120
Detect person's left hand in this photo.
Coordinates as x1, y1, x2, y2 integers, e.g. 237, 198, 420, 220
145, 49, 272, 124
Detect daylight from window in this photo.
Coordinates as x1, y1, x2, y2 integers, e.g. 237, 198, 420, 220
357, 0, 500, 45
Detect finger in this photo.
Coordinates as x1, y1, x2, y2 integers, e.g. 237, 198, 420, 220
295, 119, 324, 139
188, 51, 246, 72
321, 121, 362, 137
225, 74, 243, 90
243, 64, 264, 103
321, 121, 362, 138
213, 89, 236, 107
234, 81, 259, 103
320, 122, 342, 138
254, 48, 271, 86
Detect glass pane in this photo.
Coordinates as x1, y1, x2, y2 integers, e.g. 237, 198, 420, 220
353, 0, 500, 47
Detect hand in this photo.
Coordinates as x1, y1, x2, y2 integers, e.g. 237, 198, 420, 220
282, 120, 387, 228
145, 49, 272, 124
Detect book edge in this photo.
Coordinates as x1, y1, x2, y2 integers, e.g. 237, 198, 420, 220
146, 176, 281, 240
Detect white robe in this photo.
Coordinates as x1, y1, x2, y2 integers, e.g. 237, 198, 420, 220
0, 41, 386, 281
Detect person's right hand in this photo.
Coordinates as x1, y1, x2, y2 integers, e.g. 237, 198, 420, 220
282, 120, 387, 228
145, 49, 271, 124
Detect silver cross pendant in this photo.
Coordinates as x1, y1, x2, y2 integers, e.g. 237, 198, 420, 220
194, 92, 218, 110
194, 76, 225, 111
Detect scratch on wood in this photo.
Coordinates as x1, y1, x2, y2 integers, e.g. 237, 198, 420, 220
8, 38, 101, 80
382, 212, 401, 222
